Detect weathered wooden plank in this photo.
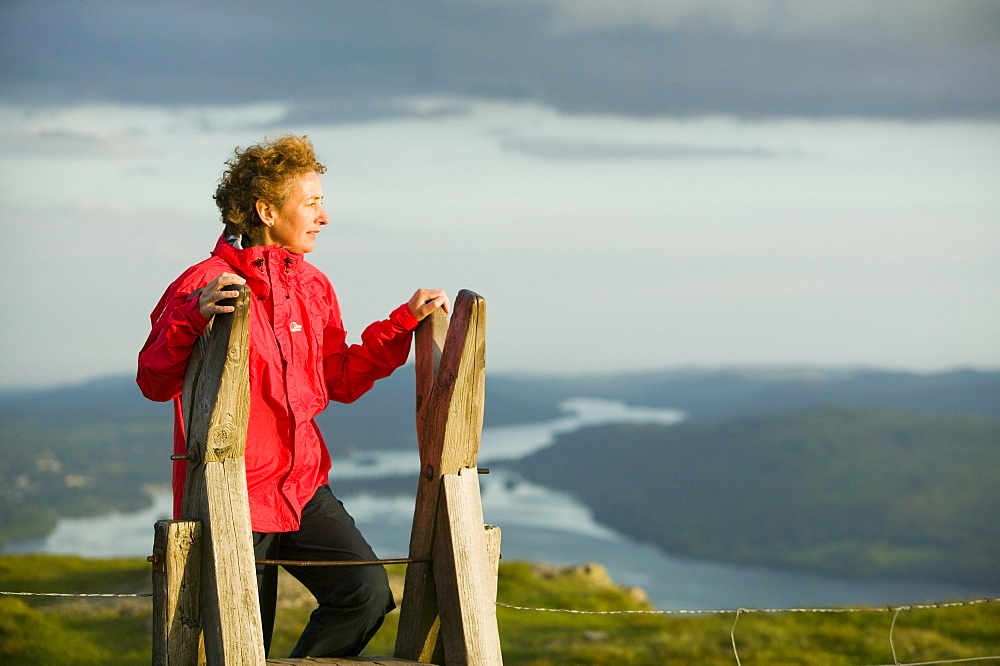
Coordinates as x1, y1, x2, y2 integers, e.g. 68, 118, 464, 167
266, 657, 432, 665
434, 293, 486, 477
395, 291, 487, 663
414, 307, 448, 417
153, 520, 203, 666
196, 457, 262, 663
433, 470, 502, 666
395, 308, 449, 663
484, 525, 501, 606
179, 285, 265, 665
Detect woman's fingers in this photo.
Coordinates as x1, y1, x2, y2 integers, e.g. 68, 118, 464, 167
407, 289, 451, 321
199, 273, 246, 318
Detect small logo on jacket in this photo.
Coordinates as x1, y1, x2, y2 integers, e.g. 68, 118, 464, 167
289, 322, 302, 332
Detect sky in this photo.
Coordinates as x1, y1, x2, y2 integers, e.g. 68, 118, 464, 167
1, 0, 998, 389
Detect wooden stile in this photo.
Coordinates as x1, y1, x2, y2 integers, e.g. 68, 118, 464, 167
154, 286, 499, 665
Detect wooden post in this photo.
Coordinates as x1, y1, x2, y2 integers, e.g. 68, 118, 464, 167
153, 520, 203, 665
178, 285, 266, 665
395, 289, 500, 665
433, 470, 503, 665
395, 306, 449, 663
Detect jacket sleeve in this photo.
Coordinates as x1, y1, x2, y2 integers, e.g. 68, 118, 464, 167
137, 274, 213, 402
322, 295, 420, 404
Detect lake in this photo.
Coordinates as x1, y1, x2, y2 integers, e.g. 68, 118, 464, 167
6, 398, 995, 611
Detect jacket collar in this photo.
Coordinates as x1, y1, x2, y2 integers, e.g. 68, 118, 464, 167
210, 234, 305, 298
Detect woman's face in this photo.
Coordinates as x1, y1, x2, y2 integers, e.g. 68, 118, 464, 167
258, 171, 328, 254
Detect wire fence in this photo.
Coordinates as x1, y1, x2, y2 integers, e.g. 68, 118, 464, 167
497, 597, 1000, 666
5, 586, 996, 665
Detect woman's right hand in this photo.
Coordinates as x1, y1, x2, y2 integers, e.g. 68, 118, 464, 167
198, 273, 247, 319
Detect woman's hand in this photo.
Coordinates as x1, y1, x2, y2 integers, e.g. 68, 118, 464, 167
407, 289, 451, 321
198, 273, 247, 319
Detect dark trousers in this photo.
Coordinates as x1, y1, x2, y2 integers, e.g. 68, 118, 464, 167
253, 485, 395, 658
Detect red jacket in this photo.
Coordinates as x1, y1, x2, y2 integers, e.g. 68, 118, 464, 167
137, 236, 418, 532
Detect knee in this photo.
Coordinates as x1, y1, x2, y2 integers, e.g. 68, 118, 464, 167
359, 567, 395, 615
321, 567, 394, 616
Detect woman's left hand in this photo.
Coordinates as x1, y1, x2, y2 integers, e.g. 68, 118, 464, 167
407, 289, 451, 321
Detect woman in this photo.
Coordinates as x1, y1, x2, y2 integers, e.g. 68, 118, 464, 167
137, 134, 448, 657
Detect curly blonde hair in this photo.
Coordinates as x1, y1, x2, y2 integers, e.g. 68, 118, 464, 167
214, 134, 327, 243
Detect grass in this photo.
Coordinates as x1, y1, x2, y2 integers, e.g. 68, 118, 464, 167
1, 554, 997, 665
0, 555, 151, 665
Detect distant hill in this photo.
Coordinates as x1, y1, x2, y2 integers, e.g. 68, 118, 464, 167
512, 406, 1000, 587
3, 366, 996, 448
2, 367, 997, 554
517, 367, 1000, 419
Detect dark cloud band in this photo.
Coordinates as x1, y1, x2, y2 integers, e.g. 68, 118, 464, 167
2, 0, 997, 120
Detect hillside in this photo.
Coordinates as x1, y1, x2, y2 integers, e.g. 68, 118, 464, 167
513, 406, 1000, 587
2, 554, 997, 665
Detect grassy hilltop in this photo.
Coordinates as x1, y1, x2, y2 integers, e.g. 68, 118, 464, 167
1, 554, 997, 665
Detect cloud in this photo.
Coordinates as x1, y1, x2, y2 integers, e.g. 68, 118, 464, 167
277, 99, 472, 127
532, 0, 998, 42
496, 135, 784, 160
0, 126, 147, 157
1, 0, 997, 120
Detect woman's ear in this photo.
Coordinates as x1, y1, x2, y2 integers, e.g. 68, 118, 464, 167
256, 199, 276, 227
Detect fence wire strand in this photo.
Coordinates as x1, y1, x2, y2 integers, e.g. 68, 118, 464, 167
496, 596, 998, 616
731, 607, 745, 666
881, 658, 1000, 665
891, 606, 904, 665
0, 590, 153, 598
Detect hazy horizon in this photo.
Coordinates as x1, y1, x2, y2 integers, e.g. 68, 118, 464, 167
3, 361, 997, 395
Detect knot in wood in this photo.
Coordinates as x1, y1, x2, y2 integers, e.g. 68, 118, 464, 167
210, 422, 234, 440
210, 445, 232, 460
180, 616, 201, 629
204, 421, 236, 460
